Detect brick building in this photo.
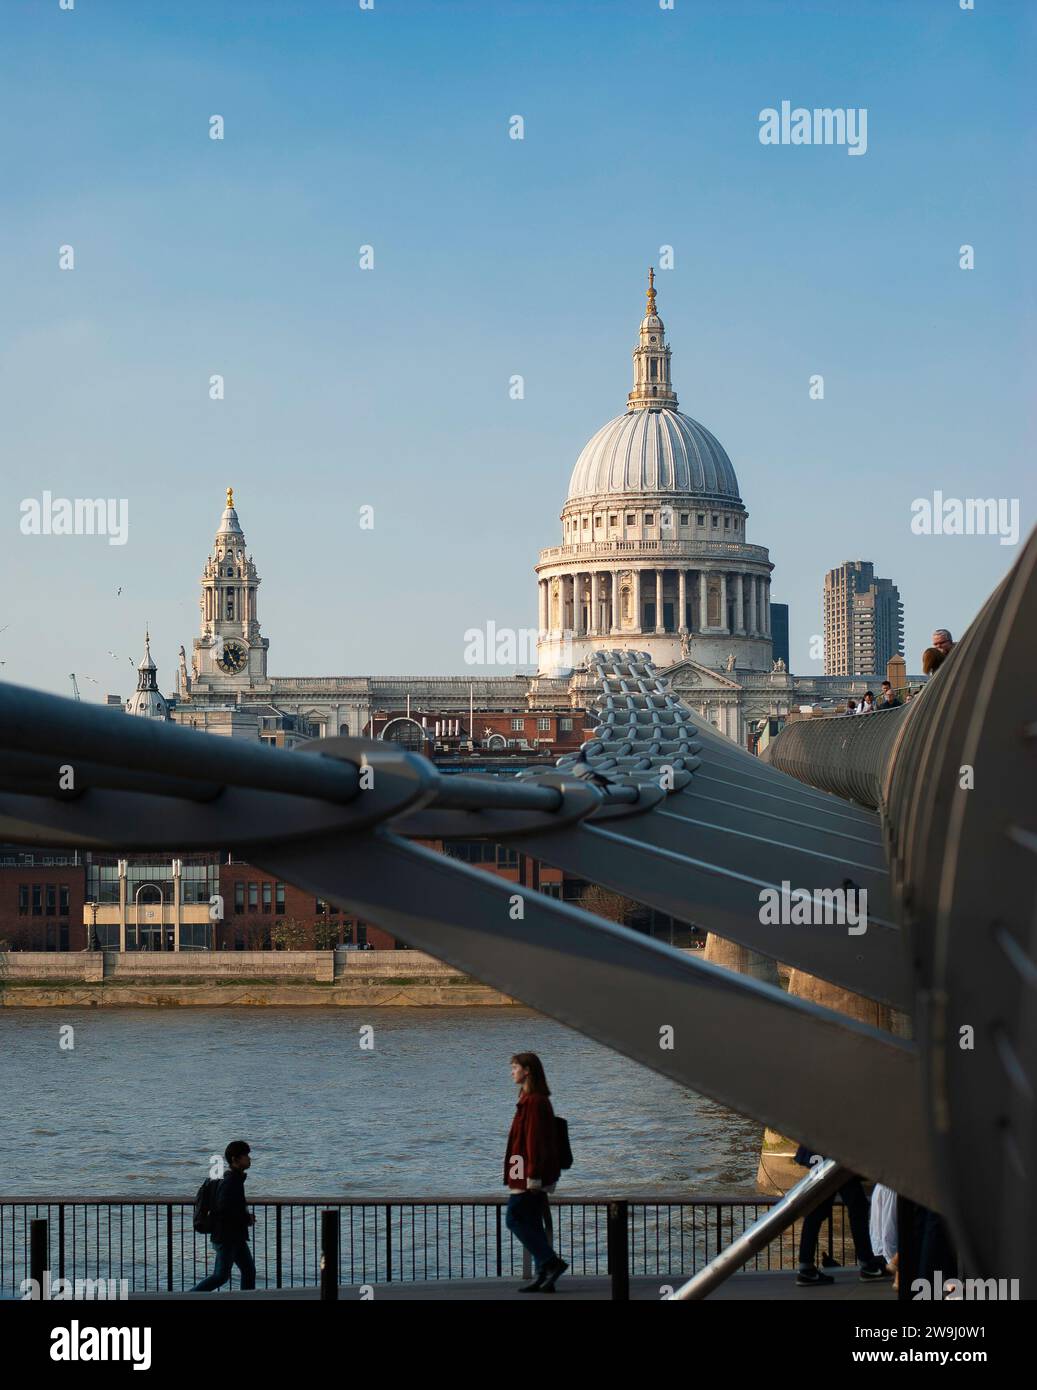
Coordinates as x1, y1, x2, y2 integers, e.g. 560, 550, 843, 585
0, 849, 87, 951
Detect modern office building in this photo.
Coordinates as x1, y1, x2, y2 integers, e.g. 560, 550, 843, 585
769, 603, 789, 670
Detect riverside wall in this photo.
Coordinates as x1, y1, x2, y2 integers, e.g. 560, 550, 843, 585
0, 949, 517, 1007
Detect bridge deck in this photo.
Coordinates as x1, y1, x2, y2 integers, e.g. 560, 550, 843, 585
131, 1268, 893, 1301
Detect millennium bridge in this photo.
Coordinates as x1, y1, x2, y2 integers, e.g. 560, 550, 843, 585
0, 529, 1033, 1300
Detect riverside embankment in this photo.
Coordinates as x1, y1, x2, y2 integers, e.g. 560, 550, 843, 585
0, 949, 520, 1007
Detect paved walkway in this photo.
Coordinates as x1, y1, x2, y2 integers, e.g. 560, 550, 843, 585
134, 1268, 894, 1301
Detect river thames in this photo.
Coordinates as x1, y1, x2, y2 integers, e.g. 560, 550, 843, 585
0, 1007, 761, 1196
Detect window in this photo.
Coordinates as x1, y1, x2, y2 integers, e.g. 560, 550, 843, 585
59, 885, 69, 916
560, 717, 573, 732
697, 513, 704, 525
18, 885, 29, 915
724, 516, 730, 529
32, 885, 42, 916
582, 517, 589, 528
626, 513, 635, 525
496, 846, 519, 869
511, 718, 524, 731
442, 841, 496, 864
234, 882, 245, 915
276, 883, 285, 913
262, 882, 272, 914
609, 514, 617, 526
595, 515, 602, 527
680, 514, 689, 525
537, 717, 551, 732
645, 513, 654, 525
712, 515, 718, 528
248, 882, 258, 912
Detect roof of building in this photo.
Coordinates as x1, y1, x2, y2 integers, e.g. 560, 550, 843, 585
566, 407, 742, 504
125, 632, 170, 720
216, 485, 243, 538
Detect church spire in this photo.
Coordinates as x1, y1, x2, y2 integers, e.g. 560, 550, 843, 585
125, 629, 169, 718
627, 267, 677, 412
193, 487, 269, 687
137, 630, 157, 685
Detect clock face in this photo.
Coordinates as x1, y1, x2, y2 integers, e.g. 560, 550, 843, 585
216, 639, 248, 674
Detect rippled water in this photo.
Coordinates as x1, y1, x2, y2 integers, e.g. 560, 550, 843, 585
0, 1009, 761, 1197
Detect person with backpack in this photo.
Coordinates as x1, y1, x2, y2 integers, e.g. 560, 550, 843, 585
190, 1140, 256, 1292
504, 1052, 568, 1293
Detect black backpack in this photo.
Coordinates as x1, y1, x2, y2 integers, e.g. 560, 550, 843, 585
193, 1176, 221, 1234
555, 1116, 573, 1171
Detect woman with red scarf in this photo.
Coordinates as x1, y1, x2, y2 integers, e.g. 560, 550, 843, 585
504, 1052, 567, 1293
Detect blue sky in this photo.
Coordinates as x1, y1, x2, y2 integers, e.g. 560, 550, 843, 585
1, 0, 1033, 696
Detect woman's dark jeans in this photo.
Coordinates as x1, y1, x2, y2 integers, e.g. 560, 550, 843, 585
505, 1191, 557, 1269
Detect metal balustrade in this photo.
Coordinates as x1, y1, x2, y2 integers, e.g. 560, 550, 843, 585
1, 1195, 853, 1297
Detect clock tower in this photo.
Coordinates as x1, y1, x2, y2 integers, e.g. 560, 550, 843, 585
191, 488, 270, 691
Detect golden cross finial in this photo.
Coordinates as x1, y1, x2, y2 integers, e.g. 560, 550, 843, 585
226, 486, 234, 508
646, 266, 657, 316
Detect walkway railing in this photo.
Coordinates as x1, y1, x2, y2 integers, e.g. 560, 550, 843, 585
1, 1195, 853, 1296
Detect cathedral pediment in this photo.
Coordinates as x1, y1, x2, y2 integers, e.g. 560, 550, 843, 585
661, 657, 743, 692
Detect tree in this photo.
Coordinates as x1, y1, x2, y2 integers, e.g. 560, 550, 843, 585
313, 917, 339, 950
269, 917, 308, 951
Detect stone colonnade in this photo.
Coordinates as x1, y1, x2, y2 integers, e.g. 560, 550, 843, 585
538, 568, 772, 638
